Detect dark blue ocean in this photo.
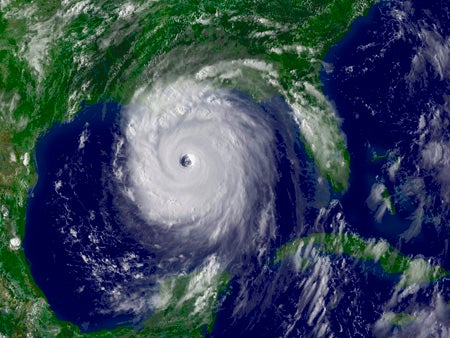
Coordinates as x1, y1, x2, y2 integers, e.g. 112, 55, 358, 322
24, 0, 450, 335
24, 93, 315, 332
321, 0, 450, 267
24, 103, 153, 331
216, 0, 450, 336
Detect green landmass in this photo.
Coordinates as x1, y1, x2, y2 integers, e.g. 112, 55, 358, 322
388, 312, 415, 326
381, 187, 396, 215
142, 269, 231, 337
275, 232, 450, 288
0, 0, 378, 335
370, 154, 388, 162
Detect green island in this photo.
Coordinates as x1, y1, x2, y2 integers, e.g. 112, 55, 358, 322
386, 312, 415, 326
0, 0, 377, 336
274, 232, 450, 288
370, 154, 388, 163
381, 187, 396, 215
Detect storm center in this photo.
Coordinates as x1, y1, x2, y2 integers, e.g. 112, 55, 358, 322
179, 154, 193, 167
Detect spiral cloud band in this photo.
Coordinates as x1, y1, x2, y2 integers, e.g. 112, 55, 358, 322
25, 74, 301, 329
115, 79, 279, 266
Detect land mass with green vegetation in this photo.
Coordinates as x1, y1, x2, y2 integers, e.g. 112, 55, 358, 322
1, 0, 377, 336
275, 232, 450, 288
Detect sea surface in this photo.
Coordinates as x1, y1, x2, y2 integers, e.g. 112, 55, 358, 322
322, 0, 450, 268
23, 0, 450, 334
24, 94, 313, 331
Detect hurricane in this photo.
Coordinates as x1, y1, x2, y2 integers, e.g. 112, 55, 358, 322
2, 0, 450, 337
118, 79, 277, 260
24, 68, 308, 331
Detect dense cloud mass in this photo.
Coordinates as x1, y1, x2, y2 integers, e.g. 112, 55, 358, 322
17, 0, 450, 336
114, 79, 279, 268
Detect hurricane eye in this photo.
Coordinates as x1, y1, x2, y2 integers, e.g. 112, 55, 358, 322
179, 154, 193, 167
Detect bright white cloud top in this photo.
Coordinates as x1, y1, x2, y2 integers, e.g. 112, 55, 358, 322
114, 79, 279, 270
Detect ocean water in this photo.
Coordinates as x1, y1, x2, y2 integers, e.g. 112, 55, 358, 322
24, 93, 315, 331
23, 0, 450, 334
24, 102, 154, 330
321, 0, 450, 267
